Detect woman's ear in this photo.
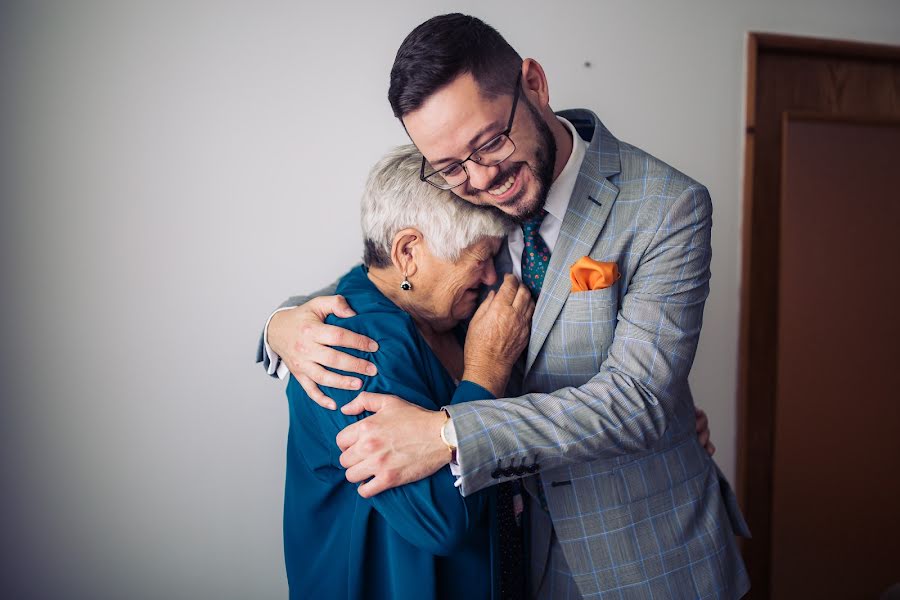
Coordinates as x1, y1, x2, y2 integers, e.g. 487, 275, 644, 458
390, 228, 423, 278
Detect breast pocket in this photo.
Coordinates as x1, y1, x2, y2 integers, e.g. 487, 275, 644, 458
543, 282, 621, 383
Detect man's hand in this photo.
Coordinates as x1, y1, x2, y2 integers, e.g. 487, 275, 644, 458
269, 296, 379, 409
695, 407, 716, 456
336, 392, 449, 498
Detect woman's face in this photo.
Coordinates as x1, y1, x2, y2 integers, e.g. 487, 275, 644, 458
412, 236, 502, 329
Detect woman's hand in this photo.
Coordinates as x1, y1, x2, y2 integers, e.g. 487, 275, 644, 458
463, 274, 535, 396
269, 296, 379, 409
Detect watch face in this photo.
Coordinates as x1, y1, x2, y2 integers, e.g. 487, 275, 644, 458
440, 412, 457, 451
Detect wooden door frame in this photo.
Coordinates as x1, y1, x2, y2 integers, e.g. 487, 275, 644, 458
737, 32, 900, 597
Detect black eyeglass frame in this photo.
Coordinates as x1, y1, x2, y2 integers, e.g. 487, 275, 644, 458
419, 72, 523, 190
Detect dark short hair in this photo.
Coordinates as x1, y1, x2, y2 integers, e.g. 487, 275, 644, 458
388, 13, 522, 119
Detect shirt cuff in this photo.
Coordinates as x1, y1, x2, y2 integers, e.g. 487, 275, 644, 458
443, 380, 494, 490
264, 306, 295, 380
441, 412, 463, 488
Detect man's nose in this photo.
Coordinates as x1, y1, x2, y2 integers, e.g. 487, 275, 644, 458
465, 162, 500, 191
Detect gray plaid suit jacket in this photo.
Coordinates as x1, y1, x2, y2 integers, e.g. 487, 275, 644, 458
257, 109, 751, 599
443, 110, 750, 599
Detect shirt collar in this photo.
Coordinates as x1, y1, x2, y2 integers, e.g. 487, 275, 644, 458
542, 116, 586, 224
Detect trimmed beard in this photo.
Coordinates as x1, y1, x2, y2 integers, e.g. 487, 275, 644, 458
484, 96, 557, 223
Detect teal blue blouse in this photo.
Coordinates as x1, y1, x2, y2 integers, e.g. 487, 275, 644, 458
284, 265, 496, 599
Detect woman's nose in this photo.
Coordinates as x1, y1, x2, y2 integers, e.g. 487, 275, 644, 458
482, 261, 498, 287
465, 162, 500, 191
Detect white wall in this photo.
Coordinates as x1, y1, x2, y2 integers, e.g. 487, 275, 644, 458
3, 1, 897, 597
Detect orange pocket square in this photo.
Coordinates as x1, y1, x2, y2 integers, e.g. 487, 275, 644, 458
570, 256, 620, 292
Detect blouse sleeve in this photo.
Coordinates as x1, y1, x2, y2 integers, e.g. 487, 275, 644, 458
286, 310, 494, 556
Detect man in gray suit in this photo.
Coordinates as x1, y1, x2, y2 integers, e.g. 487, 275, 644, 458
262, 13, 749, 599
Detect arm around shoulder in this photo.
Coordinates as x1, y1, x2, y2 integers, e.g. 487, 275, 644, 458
445, 184, 713, 495
291, 313, 491, 554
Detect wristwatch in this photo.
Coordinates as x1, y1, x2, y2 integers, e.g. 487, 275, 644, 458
439, 408, 457, 462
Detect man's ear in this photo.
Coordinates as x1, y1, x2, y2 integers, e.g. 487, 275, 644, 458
390, 228, 423, 278
520, 58, 551, 110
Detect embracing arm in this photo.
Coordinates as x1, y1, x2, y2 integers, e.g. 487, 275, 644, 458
287, 322, 493, 555
445, 184, 713, 494
255, 282, 337, 371
257, 271, 380, 407
334, 187, 716, 498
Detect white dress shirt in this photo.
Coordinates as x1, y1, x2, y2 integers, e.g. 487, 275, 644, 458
505, 116, 586, 280
445, 116, 587, 480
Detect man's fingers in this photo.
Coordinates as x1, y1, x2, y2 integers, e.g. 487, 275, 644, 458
695, 407, 708, 431
344, 461, 374, 484
336, 421, 360, 451
305, 362, 363, 391
340, 395, 366, 416
697, 428, 710, 448
309, 294, 357, 319
329, 294, 358, 319
297, 373, 336, 410
315, 323, 379, 354
706, 441, 717, 457
357, 476, 391, 499
340, 391, 391, 415
315, 346, 377, 378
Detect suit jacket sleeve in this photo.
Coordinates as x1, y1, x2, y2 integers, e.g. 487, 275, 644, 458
255, 277, 344, 374
286, 311, 492, 555
444, 184, 712, 496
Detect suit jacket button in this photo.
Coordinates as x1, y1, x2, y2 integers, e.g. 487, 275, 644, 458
491, 469, 502, 478
528, 464, 540, 473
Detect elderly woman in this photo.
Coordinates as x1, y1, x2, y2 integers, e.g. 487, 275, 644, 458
283, 145, 533, 599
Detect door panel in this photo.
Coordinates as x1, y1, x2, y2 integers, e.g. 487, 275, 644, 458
772, 116, 900, 599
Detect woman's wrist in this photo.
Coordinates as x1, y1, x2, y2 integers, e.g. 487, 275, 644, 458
461, 365, 509, 397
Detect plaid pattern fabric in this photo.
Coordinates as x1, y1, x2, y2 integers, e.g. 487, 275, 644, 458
445, 110, 750, 599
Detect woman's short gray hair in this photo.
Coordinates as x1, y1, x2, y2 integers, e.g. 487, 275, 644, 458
361, 144, 510, 268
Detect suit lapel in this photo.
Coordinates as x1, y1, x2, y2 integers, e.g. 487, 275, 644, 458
525, 113, 622, 375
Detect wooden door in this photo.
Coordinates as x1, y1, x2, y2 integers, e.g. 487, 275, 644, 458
770, 114, 900, 599
738, 34, 900, 598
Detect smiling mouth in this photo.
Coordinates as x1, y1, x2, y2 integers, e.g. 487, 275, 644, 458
488, 174, 516, 196
485, 166, 523, 201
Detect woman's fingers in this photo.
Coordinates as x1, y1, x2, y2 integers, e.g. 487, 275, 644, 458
472, 289, 496, 320
511, 279, 532, 312
495, 274, 519, 304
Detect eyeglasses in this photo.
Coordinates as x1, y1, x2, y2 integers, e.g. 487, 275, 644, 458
419, 72, 522, 190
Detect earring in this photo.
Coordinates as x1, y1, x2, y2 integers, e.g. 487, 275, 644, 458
400, 273, 412, 291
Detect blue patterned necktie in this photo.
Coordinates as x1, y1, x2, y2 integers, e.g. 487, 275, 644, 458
496, 210, 554, 599
521, 210, 551, 297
